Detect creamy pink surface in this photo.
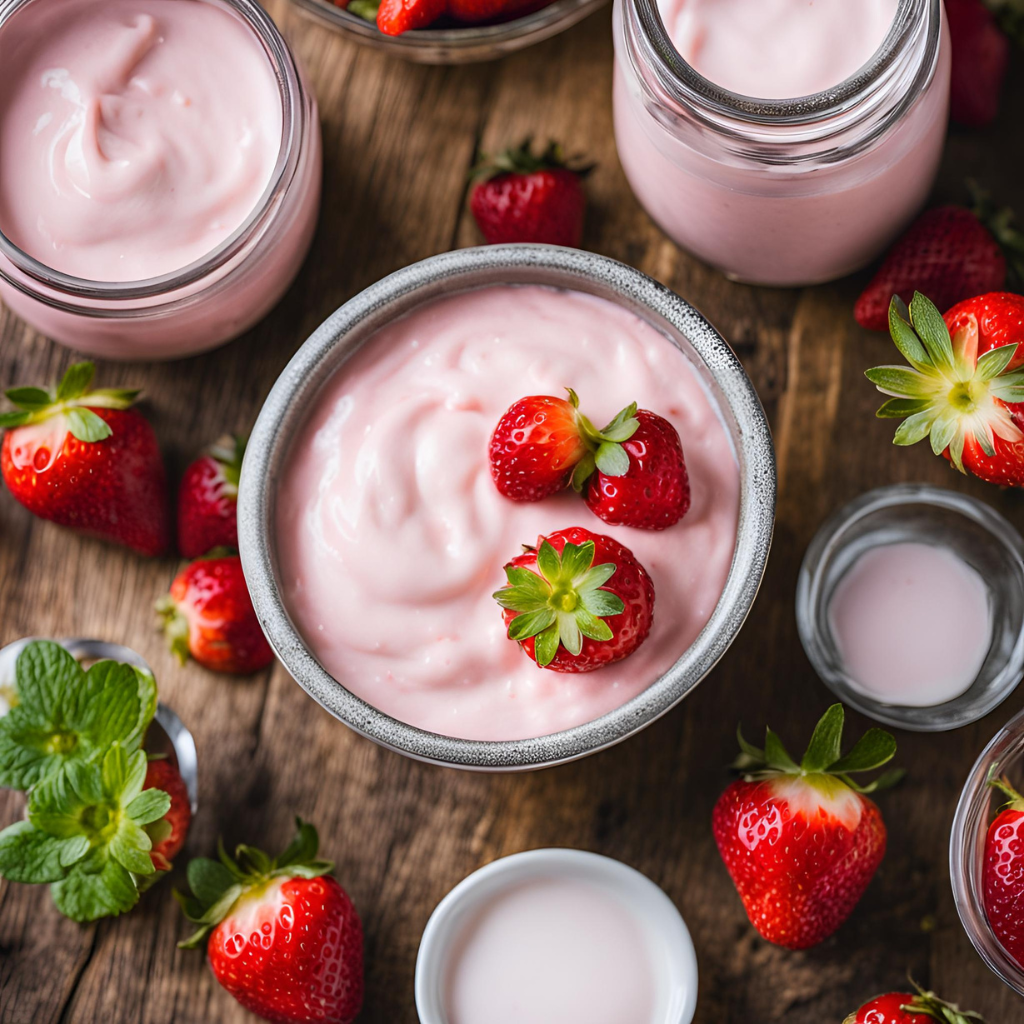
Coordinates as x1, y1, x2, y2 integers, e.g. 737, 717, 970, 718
829, 542, 992, 707
612, 1, 951, 285
276, 285, 740, 741
0, 0, 281, 282
658, 0, 898, 99
443, 877, 659, 1024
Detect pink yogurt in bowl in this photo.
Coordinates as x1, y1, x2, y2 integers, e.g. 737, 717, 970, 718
0, 0, 321, 360
612, 0, 951, 286
238, 245, 775, 770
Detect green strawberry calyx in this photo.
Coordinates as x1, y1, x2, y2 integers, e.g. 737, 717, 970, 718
843, 981, 987, 1024
865, 292, 1024, 474
0, 743, 171, 922
470, 137, 595, 184
0, 362, 139, 443
493, 537, 624, 667
565, 389, 640, 490
734, 704, 903, 800
176, 818, 332, 949
986, 765, 1024, 812
208, 434, 247, 495
0, 640, 158, 791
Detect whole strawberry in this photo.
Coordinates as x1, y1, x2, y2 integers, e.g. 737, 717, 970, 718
983, 773, 1024, 968
866, 291, 1024, 487
178, 819, 363, 1024
853, 204, 1018, 331
144, 757, 192, 873
845, 985, 985, 1024
470, 139, 590, 247
157, 554, 274, 674
374, 0, 445, 35
947, 0, 1011, 127
493, 526, 654, 672
713, 704, 901, 950
583, 408, 690, 530
0, 362, 169, 555
178, 435, 246, 558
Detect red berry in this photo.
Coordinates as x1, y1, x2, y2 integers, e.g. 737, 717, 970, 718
448, 0, 552, 21
983, 776, 1024, 968
177, 435, 245, 559
0, 362, 169, 556
375, 0, 445, 35
157, 555, 274, 674
854, 207, 1006, 331
584, 409, 690, 530
946, 0, 1010, 128
495, 526, 654, 673
143, 758, 192, 872
846, 988, 983, 1024
713, 705, 896, 950
470, 140, 588, 247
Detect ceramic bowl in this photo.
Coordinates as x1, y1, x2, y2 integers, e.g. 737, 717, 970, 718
238, 244, 775, 771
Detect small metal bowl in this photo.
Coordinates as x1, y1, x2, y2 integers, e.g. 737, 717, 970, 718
290, 0, 606, 64
0, 637, 198, 812
238, 244, 775, 771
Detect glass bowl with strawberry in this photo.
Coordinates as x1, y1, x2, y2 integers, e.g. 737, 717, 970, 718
951, 705, 1024, 997
291, 0, 604, 63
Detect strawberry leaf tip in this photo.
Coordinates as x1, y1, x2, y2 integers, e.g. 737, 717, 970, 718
898, 980, 987, 1024
734, 704, 902, 795
470, 137, 594, 184
567, 391, 640, 491
176, 818, 332, 949
866, 292, 1024, 473
0, 361, 139, 441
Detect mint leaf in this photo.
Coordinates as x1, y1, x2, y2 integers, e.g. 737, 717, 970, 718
13, 641, 83, 726
0, 820, 87, 884
126, 788, 171, 825
109, 822, 155, 875
51, 859, 139, 922
0, 707, 80, 790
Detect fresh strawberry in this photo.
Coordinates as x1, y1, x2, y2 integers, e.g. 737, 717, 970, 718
470, 140, 590, 247
178, 819, 363, 1024
375, 0, 445, 35
845, 985, 985, 1024
947, 0, 1011, 127
983, 773, 1024, 968
144, 757, 192, 873
447, 0, 550, 23
157, 554, 274, 674
582, 409, 690, 530
713, 704, 901, 950
0, 362, 169, 556
866, 291, 1024, 487
178, 435, 246, 559
493, 526, 654, 672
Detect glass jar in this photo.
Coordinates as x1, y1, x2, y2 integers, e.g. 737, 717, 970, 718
612, 0, 950, 286
0, 0, 322, 361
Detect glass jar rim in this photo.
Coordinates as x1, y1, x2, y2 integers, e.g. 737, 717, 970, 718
629, 0, 935, 126
0, 0, 303, 301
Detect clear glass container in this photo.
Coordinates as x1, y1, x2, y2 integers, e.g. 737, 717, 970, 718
612, 0, 951, 286
796, 484, 1024, 732
291, 0, 607, 63
950, 707, 1024, 996
0, 0, 322, 361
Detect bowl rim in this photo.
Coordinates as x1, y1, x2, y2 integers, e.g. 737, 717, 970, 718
950, 703, 1024, 995
412, 847, 698, 1023
237, 244, 776, 771
796, 482, 1024, 732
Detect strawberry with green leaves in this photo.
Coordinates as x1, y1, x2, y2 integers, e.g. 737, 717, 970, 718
177, 819, 363, 1024
983, 772, 1024, 968
846, 984, 985, 1024
178, 435, 246, 559
866, 291, 1024, 487
713, 705, 901, 950
493, 527, 654, 672
0, 744, 172, 921
0, 362, 169, 555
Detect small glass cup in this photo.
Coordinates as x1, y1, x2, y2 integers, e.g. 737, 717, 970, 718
796, 484, 1024, 732
950, 707, 1024, 996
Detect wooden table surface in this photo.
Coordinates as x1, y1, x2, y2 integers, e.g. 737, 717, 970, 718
2, 4, 1023, 1021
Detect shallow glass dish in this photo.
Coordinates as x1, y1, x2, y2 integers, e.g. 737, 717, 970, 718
950, 706, 1024, 996
796, 484, 1024, 732
290, 0, 606, 63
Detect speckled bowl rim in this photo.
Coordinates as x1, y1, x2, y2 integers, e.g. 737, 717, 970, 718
237, 244, 776, 771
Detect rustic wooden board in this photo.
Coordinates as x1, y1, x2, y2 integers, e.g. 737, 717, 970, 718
1, 4, 1023, 1021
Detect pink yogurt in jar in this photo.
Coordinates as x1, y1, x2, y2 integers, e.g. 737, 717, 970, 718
276, 284, 740, 741
612, 0, 951, 285
0, 0, 321, 360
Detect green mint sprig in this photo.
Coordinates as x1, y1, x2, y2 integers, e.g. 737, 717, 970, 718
0, 744, 171, 921
0, 640, 157, 790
